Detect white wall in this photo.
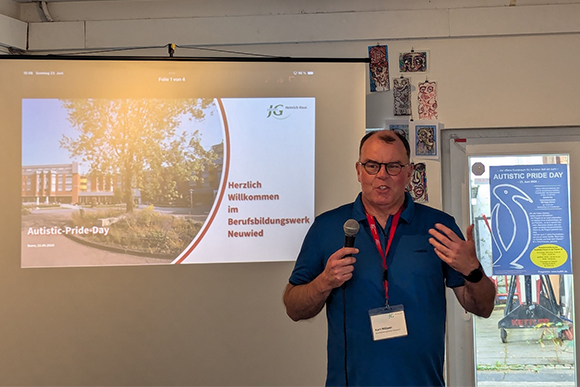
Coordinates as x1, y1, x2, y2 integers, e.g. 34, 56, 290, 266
1, 1, 580, 386
0, 0, 18, 19
4, 1, 580, 133
3, 0, 579, 208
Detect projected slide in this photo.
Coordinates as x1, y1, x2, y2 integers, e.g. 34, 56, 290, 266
21, 97, 314, 267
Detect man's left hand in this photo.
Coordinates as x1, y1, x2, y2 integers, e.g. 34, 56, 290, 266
428, 223, 479, 276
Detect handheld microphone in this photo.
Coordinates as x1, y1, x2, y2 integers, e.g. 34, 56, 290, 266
341, 219, 360, 380
342, 219, 359, 291
343, 219, 360, 250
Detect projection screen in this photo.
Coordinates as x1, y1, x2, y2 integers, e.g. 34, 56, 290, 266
0, 56, 365, 387
0, 57, 366, 268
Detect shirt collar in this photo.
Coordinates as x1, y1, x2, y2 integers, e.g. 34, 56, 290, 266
400, 191, 415, 224
352, 191, 415, 224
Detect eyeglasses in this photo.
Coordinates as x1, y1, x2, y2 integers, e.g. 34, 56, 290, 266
358, 160, 409, 176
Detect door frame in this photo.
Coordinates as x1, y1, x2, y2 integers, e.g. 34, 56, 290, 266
441, 126, 580, 386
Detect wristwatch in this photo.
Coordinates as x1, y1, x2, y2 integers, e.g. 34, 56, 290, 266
462, 264, 484, 283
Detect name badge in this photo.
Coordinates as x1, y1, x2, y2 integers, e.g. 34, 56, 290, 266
369, 304, 408, 341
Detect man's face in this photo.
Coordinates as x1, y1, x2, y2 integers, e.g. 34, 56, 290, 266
356, 133, 412, 212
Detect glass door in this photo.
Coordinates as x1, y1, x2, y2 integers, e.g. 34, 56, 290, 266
442, 128, 580, 387
469, 154, 574, 386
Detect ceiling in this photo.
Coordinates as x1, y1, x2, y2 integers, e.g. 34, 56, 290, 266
12, 0, 126, 2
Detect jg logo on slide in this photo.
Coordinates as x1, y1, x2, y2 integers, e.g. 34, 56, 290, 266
267, 104, 289, 120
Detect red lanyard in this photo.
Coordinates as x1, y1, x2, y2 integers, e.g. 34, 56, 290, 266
365, 207, 402, 305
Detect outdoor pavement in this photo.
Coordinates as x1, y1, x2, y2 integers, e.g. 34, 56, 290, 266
474, 307, 574, 386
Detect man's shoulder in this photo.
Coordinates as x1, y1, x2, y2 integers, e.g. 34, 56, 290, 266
411, 201, 455, 222
315, 201, 357, 223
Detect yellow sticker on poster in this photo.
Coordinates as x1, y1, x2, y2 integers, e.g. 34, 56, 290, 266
530, 244, 568, 269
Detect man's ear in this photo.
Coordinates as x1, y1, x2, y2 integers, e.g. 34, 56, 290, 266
355, 161, 362, 183
405, 163, 413, 182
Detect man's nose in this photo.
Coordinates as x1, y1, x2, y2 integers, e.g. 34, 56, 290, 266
375, 164, 391, 178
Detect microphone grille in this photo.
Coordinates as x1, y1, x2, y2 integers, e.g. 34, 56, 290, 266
343, 219, 360, 237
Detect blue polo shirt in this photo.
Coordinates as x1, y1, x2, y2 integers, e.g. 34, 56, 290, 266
289, 193, 465, 387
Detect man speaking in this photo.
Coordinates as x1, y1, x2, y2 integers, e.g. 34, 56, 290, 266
283, 130, 496, 386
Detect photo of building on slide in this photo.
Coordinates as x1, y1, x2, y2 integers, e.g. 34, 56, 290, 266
21, 98, 225, 268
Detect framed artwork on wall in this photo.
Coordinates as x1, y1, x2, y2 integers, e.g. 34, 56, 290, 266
384, 118, 410, 142
369, 45, 390, 92
406, 162, 428, 203
410, 120, 440, 160
398, 50, 429, 73
393, 77, 412, 116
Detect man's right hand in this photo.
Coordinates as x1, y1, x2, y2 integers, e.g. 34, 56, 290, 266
319, 247, 358, 291
283, 247, 358, 321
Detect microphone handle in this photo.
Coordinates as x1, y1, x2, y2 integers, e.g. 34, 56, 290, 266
344, 235, 356, 249
342, 235, 356, 289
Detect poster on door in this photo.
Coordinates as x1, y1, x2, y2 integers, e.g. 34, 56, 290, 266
489, 164, 571, 275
